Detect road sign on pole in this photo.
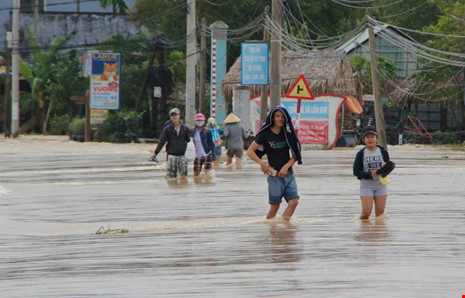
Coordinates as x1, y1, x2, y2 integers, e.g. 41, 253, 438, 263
285, 74, 314, 100
284, 74, 315, 135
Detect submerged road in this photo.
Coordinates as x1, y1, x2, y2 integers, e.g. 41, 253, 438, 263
0, 135, 464, 297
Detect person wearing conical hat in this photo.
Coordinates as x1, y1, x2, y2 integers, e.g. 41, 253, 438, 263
221, 113, 250, 169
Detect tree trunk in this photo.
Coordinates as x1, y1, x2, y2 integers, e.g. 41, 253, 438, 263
43, 99, 53, 134
134, 46, 157, 112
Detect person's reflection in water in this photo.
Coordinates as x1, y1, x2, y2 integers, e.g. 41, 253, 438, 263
267, 220, 302, 264
355, 216, 391, 243
167, 176, 188, 187
193, 172, 215, 185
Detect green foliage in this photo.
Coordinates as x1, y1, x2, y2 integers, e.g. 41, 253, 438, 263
49, 114, 71, 135
350, 56, 396, 97
373, 0, 440, 39
99, 0, 128, 14
169, 50, 186, 82
97, 111, 145, 143
432, 130, 459, 144
20, 27, 85, 133
410, 1, 465, 103
69, 117, 86, 136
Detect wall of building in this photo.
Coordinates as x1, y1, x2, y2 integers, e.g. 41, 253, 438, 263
18, 12, 140, 54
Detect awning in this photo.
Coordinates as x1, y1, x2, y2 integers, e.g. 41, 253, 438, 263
345, 95, 363, 114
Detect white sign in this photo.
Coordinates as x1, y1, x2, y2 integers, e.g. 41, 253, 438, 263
154, 86, 161, 98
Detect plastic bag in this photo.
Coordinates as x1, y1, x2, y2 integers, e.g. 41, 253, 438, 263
184, 141, 196, 161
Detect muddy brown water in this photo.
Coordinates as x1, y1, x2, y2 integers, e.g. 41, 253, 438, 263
1, 136, 464, 297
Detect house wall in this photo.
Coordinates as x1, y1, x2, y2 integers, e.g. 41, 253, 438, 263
347, 37, 418, 78
18, 12, 140, 54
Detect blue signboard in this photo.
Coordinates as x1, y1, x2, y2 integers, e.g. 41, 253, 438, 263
241, 42, 269, 85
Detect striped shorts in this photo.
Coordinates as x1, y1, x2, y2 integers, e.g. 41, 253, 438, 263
193, 154, 213, 173
167, 155, 188, 179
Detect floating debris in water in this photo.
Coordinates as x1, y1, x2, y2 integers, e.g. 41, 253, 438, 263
95, 226, 129, 234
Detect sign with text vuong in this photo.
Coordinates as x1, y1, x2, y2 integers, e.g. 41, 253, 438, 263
90, 52, 121, 110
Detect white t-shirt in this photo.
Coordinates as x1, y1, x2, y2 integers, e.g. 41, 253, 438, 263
193, 130, 208, 158
362, 147, 384, 180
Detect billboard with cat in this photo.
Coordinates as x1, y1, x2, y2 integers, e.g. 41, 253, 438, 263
90, 52, 121, 110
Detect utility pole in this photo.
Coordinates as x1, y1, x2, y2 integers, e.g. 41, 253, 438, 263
367, 10, 387, 148
260, 5, 270, 125
185, 0, 197, 127
199, 18, 206, 116
11, 0, 20, 137
4, 30, 10, 137
270, 0, 282, 108
34, 0, 39, 35
209, 21, 228, 125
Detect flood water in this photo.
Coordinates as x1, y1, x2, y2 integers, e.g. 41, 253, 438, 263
1, 136, 464, 297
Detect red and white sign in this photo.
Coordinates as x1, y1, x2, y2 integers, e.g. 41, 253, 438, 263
250, 94, 345, 149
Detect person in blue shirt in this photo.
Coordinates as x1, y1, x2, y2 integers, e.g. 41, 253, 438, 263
207, 117, 224, 168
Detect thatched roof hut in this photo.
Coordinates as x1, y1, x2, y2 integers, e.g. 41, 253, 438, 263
222, 50, 363, 102
390, 72, 464, 107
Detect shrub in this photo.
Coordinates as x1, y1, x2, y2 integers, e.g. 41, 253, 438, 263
49, 114, 71, 135
432, 131, 459, 144
97, 111, 144, 143
69, 117, 86, 136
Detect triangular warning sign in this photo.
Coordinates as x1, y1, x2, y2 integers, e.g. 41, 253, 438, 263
285, 74, 315, 100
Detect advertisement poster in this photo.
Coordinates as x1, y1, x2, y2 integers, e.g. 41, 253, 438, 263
90, 52, 121, 110
90, 109, 108, 124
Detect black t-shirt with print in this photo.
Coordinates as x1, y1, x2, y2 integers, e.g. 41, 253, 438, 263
255, 128, 291, 172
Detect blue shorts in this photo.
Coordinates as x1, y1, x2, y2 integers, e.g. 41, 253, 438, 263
214, 146, 222, 157
267, 172, 299, 205
360, 179, 388, 197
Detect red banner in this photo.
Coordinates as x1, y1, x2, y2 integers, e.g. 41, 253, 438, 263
295, 121, 328, 144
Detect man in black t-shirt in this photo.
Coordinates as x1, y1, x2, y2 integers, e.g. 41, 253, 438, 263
247, 107, 302, 220
152, 108, 191, 179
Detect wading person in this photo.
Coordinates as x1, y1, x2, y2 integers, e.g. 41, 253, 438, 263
353, 125, 390, 220
207, 117, 223, 168
191, 113, 216, 177
247, 107, 302, 220
222, 113, 250, 169
151, 108, 191, 179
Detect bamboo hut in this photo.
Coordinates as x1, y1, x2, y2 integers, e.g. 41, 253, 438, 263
222, 50, 363, 102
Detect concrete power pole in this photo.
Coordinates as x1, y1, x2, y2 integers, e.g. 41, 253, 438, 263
270, 0, 282, 109
185, 0, 197, 127
367, 11, 387, 148
199, 18, 206, 116
11, 0, 20, 137
260, 5, 270, 125
34, 0, 39, 35
209, 21, 228, 125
